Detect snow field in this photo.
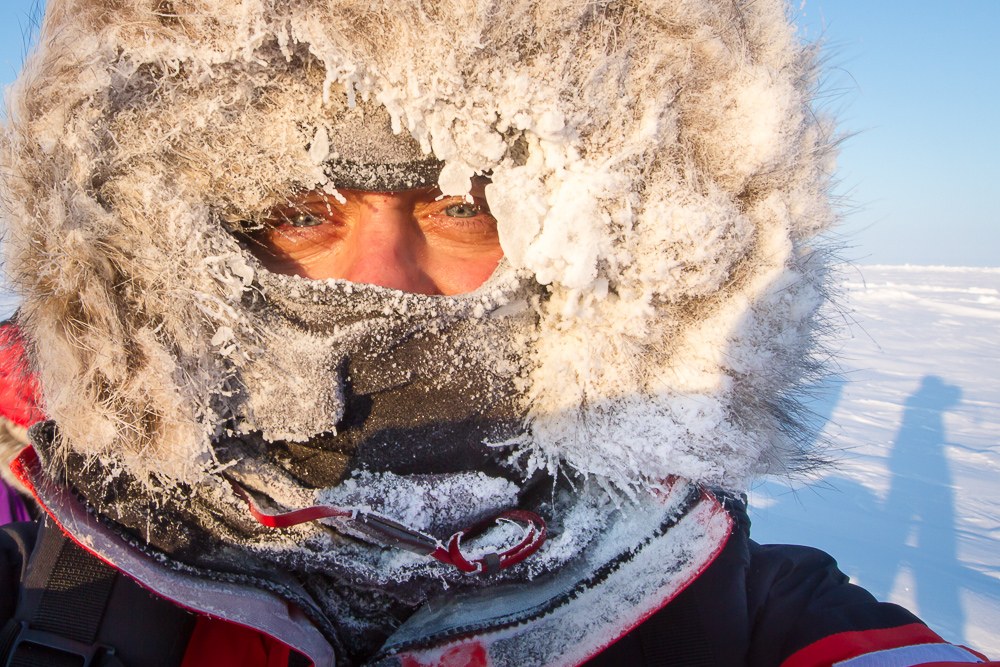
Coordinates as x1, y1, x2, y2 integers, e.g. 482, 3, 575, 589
750, 265, 1000, 655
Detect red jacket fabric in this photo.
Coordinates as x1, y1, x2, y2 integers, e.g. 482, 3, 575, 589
181, 617, 297, 667
0, 321, 42, 524
0, 322, 44, 430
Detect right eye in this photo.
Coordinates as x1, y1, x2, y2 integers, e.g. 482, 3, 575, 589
286, 211, 322, 227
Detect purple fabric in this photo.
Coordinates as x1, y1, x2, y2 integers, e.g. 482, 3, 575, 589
0, 478, 30, 524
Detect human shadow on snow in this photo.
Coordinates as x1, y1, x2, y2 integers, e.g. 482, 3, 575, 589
868, 375, 966, 638
751, 374, 993, 646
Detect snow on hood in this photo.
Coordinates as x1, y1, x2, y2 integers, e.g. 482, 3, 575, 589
1, 0, 836, 494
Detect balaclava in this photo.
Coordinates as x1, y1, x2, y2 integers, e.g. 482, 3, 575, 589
1, 0, 837, 662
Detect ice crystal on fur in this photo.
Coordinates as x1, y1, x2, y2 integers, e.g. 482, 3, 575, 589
1, 0, 837, 494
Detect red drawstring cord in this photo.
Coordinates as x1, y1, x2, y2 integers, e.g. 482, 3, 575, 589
440, 510, 548, 573
229, 480, 546, 575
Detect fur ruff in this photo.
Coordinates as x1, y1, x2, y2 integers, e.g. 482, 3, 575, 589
1, 0, 837, 495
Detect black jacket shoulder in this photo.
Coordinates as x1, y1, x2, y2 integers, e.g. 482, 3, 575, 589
588, 497, 928, 667
745, 540, 922, 666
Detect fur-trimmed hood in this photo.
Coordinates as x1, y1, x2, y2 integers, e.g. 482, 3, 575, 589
1, 0, 836, 495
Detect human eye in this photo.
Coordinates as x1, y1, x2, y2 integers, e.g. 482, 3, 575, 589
443, 202, 482, 218
429, 196, 496, 231
276, 209, 324, 227
263, 195, 341, 230
418, 194, 498, 248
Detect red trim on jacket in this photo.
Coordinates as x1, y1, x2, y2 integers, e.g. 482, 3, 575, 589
181, 616, 301, 667
12, 447, 312, 667
781, 622, 992, 667
400, 642, 489, 667
0, 321, 45, 428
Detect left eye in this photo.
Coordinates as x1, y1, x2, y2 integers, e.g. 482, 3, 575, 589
444, 203, 480, 218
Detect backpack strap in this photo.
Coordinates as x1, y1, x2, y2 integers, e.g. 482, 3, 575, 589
0, 518, 196, 667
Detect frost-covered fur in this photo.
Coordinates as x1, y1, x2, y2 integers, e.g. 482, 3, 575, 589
1, 0, 835, 493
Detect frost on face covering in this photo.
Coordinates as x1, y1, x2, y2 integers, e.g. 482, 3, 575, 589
237, 269, 533, 457
1, 0, 835, 507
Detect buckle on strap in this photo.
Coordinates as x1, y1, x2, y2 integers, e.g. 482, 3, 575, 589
4, 621, 117, 667
231, 479, 548, 575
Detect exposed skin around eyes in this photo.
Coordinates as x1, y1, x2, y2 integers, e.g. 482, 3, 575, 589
246, 179, 503, 295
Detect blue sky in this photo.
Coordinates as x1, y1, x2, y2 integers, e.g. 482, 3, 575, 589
2, 1, 997, 267
795, 1, 999, 267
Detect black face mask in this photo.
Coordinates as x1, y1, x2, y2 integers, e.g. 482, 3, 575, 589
223, 265, 536, 490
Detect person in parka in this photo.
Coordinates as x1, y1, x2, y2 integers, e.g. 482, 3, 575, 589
0, 0, 993, 665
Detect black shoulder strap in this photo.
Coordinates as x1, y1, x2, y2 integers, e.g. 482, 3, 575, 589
0, 518, 196, 667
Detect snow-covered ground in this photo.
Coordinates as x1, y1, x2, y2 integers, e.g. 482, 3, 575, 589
750, 264, 1000, 656
2, 264, 997, 655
